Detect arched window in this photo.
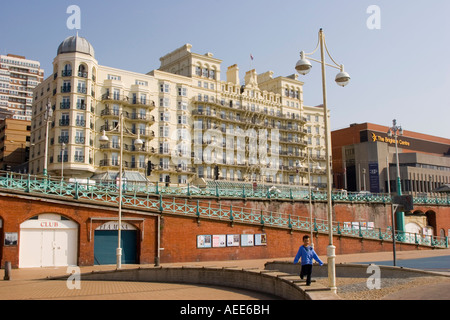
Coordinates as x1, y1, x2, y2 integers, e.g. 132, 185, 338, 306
63, 63, 72, 76
78, 64, 87, 78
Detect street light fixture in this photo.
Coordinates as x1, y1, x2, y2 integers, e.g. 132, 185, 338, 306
296, 28, 350, 294
99, 112, 143, 269
387, 119, 405, 233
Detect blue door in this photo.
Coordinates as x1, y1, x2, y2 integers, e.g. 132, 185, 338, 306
94, 230, 137, 265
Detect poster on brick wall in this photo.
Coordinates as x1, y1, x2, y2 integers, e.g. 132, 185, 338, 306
255, 234, 267, 246
227, 234, 240, 247
241, 234, 254, 247
197, 235, 212, 248
212, 235, 226, 248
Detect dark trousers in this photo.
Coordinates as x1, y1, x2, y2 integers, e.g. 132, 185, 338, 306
300, 264, 313, 285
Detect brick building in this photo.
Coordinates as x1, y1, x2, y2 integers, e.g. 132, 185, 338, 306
331, 122, 450, 195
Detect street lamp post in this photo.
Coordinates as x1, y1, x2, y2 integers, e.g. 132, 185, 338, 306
99, 112, 143, 269
43, 100, 53, 177
296, 28, 350, 294
305, 147, 322, 247
387, 119, 405, 233
61, 142, 66, 181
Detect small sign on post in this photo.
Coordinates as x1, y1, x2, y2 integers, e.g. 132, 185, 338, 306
392, 195, 414, 212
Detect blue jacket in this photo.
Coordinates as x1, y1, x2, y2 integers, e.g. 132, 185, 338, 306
294, 245, 324, 266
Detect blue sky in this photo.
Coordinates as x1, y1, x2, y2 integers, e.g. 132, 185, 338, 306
1, 0, 450, 139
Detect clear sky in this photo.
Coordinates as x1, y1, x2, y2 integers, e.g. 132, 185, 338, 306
1, 0, 449, 139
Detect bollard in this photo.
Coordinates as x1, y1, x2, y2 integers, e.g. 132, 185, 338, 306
4, 261, 11, 280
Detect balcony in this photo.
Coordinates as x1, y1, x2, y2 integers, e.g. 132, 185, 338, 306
75, 136, 86, 144
59, 119, 70, 126
77, 86, 87, 94
102, 93, 155, 110
75, 119, 86, 127
76, 102, 86, 110
100, 142, 120, 150
100, 159, 119, 167
132, 98, 155, 109
101, 108, 120, 117
58, 136, 69, 144
74, 155, 85, 163
60, 102, 70, 109
58, 155, 69, 162
62, 70, 72, 77
61, 86, 71, 93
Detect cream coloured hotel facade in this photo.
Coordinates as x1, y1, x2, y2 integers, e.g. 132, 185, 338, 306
29, 36, 327, 188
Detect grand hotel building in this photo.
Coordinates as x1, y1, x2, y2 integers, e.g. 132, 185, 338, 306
29, 36, 328, 188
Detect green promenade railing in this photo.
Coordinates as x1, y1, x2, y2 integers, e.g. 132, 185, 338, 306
0, 172, 447, 248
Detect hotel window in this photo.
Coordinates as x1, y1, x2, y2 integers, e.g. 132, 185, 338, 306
195, 66, 201, 76
159, 126, 169, 137
198, 166, 204, 178
160, 158, 169, 170
77, 80, 86, 94
178, 101, 187, 110
113, 104, 120, 115
178, 115, 187, 125
178, 175, 187, 184
159, 98, 169, 108
111, 152, 119, 166
139, 155, 145, 168
107, 74, 121, 81
159, 142, 169, 154
209, 69, 215, 79
160, 83, 170, 93
202, 68, 208, 77
178, 86, 187, 96
111, 136, 119, 149
75, 148, 84, 162
139, 124, 146, 135
135, 80, 148, 86
160, 112, 170, 122
113, 89, 120, 100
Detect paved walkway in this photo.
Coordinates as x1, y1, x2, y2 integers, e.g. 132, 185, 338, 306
1, 249, 449, 300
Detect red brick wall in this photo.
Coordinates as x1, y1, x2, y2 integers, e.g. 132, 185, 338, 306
0, 194, 157, 268
0, 193, 448, 268
158, 214, 432, 264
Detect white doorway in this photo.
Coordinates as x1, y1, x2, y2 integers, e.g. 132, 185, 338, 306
19, 214, 78, 268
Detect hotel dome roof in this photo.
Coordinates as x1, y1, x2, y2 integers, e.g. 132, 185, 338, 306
57, 35, 95, 57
